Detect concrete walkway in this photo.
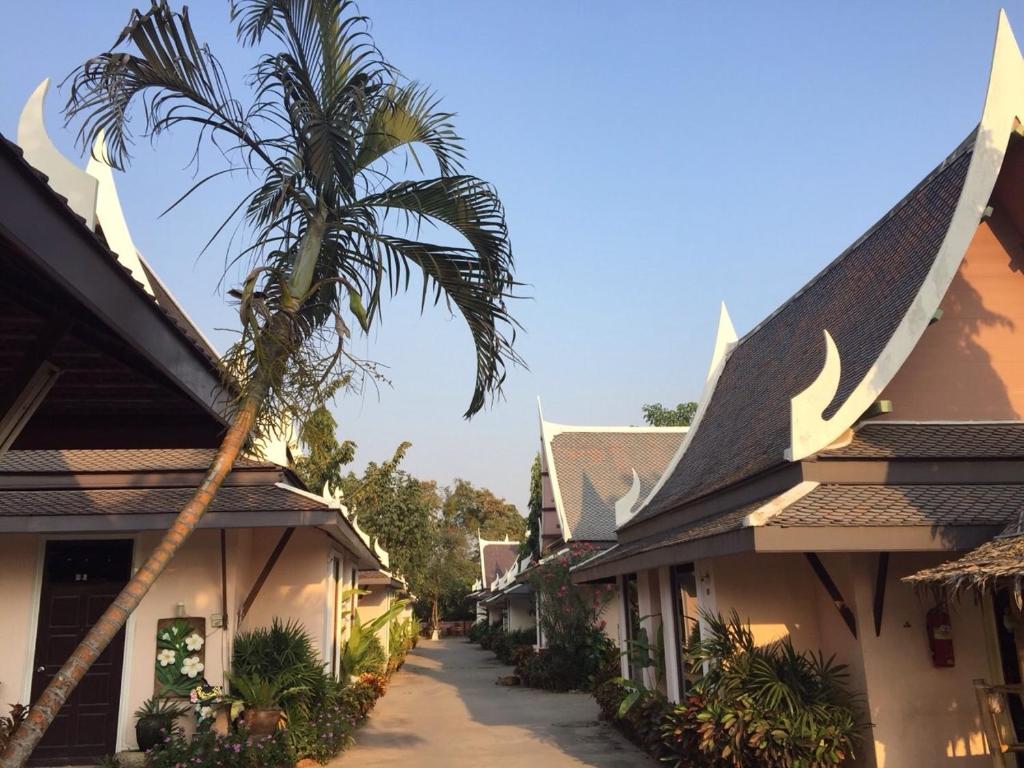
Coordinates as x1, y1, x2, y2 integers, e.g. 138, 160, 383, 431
332, 638, 652, 767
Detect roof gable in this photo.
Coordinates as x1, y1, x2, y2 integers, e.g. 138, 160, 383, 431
480, 540, 519, 587
541, 421, 686, 540
632, 140, 972, 523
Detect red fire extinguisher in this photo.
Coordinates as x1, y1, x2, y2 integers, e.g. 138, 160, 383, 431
926, 605, 955, 667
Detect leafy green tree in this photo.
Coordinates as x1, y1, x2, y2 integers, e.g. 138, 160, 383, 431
338, 444, 437, 590
293, 406, 356, 493
642, 402, 698, 427
519, 453, 542, 560
443, 479, 525, 542
6, 3, 520, 763
418, 522, 477, 631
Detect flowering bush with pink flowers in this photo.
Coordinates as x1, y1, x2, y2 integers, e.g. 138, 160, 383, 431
528, 542, 615, 650
521, 542, 619, 691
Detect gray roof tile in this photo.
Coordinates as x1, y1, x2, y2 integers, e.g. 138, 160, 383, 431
0, 449, 273, 474
0, 485, 326, 517
548, 429, 685, 541
633, 134, 975, 524
770, 484, 1024, 527
818, 422, 1024, 460
481, 542, 519, 585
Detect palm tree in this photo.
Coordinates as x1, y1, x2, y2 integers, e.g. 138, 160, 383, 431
1, 2, 519, 765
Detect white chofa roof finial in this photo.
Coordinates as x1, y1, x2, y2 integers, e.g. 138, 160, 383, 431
18, 79, 98, 230
614, 469, 642, 528
86, 131, 154, 296
786, 11, 1024, 462
708, 301, 737, 382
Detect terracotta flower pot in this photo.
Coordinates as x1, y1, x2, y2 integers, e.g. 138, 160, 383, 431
243, 707, 283, 737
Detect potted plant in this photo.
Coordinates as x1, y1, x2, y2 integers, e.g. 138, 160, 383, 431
227, 674, 306, 737
133, 697, 187, 751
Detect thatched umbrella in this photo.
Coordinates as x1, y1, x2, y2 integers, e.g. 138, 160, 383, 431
904, 519, 1024, 605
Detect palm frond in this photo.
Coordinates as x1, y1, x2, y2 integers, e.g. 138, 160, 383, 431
359, 175, 513, 285
364, 233, 521, 418
236, 0, 389, 199
356, 82, 464, 176
64, 0, 272, 171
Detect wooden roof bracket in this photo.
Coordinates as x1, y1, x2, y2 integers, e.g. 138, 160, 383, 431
238, 527, 295, 623
805, 553, 857, 638
0, 315, 70, 459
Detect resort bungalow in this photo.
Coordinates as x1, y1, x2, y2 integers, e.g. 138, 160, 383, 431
536, 406, 686, 655
574, 14, 1024, 767
471, 536, 520, 626
478, 554, 533, 634
0, 83, 385, 764
356, 566, 413, 652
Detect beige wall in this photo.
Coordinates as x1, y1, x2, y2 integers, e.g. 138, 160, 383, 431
601, 586, 622, 649
880, 210, 1024, 420
850, 552, 993, 768
357, 583, 393, 650
241, 527, 333, 656
679, 551, 995, 768
506, 596, 534, 633
0, 535, 43, 706
122, 530, 233, 751
3, 527, 364, 753
701, 553, 824, 648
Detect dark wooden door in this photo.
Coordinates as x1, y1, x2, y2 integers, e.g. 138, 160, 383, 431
29, 539, 133, 766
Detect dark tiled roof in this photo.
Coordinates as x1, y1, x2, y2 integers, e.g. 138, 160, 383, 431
0, 485, 326, 517
577, 481, 1020, 576
633, 134, 975, 525
0, 135, 222, 374
548, 429, 686, 541
574, 498, 769, 573
481, 542, 519, 585
818, 422, 1024, 460
0, 449, 272, 474
769, 484, 1024, 528
139, 259, 221, 365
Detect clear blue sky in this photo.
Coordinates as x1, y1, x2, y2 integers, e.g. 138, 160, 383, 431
0, 2, 1018, 512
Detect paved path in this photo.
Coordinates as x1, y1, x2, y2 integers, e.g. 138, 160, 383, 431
332, 638, 652, 767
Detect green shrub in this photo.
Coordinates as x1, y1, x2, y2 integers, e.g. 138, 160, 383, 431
467, 620, 489, 643
595, 612, 863, 768
514, 629, 616, 692
352, 635, 387, 676
491, 627, 535, 665
232, 618, 324, 692
0, 704, 28, 756
681, 612, 862, 767
477, 623, 503, 650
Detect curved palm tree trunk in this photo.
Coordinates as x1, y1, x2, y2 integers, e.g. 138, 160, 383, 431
1, 214, 327, 768
0, 395, 258, 768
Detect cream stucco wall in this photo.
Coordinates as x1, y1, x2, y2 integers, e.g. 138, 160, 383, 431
675, 551, 996, 768
700, 553, 824, 648
357, 583, 393, 650
601, 586, 622, 649
850, 552, 993, 768
506, 595, 534, 633
241, 527, 334, 657
121, 530, 234, 751
0, 535, 42, 707
3, 527, 366, 753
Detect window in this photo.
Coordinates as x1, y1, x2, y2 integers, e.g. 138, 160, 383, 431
672, 564, 700, 693
623, 573, 643, 683
329, 556, 341, 678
